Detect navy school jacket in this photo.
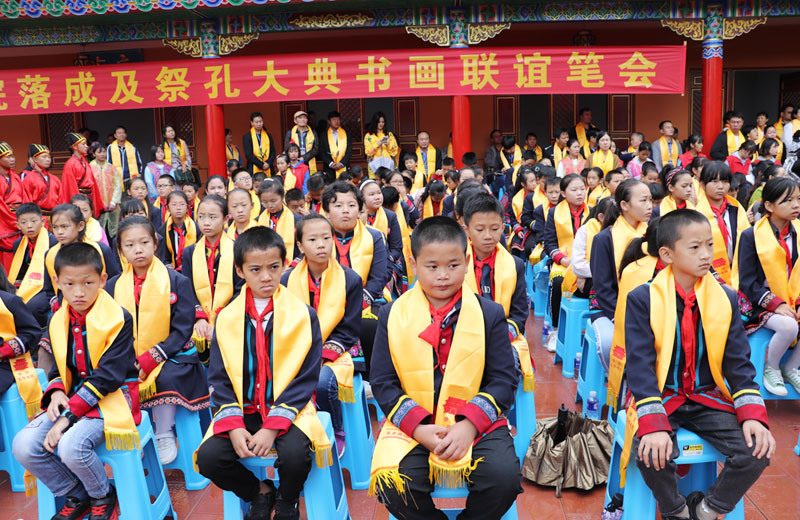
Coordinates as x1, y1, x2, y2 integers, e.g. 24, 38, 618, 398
181, 241, 246, 320
334, 226, 389, 303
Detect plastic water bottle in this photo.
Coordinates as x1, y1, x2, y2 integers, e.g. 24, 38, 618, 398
573, 352, 582, 379
585, 391, 600, 420
541, 323, 550, 343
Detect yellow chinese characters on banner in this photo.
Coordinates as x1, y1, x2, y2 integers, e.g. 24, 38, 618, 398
0, 46, 686, 116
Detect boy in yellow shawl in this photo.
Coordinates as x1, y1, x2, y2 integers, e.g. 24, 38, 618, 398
623, 210, 773, 520
13, 243, 139, 520
369, 217, 521, 519
196, 227, 328, 520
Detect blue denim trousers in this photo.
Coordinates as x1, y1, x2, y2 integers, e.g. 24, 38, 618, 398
13, 413, 109, 500
592, 316, 615, 373
316, 365, 343, 433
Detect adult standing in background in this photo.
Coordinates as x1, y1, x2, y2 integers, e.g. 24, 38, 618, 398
109, 125, 143, 182
319, 111, 352, 183
285, 110, 319, 175
651, 120, 683, 169
364, 111, 399, 176
224, 128, 241, 165
161, 123, 192, 183
569, 107, 598, 148
710, 111, 745, 160
242, 111, 276, 176
484, 129, 503, 172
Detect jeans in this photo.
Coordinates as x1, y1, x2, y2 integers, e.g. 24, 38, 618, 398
316, 365, 343, 433
13, 414, 109, 499
632, 402, 770, 516
592, 316, 615, 373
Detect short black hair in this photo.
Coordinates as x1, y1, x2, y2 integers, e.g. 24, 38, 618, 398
228, 188, 254, 206
253, 172, 267, 184
522, 149, 536, 161
54, 242, 103, 276
442, 157, 455, 167
639, 141, 652, 152
307, 173, 326, 192
578, 107, 591, 116
285, 188, 305, 203
649, 181, 665, 201
560, 173, 584, 191
501, 135, 516, 149
296, 213, 333, 243
700, 160, 732, 184
381, 185, 400, 207
533, 164, 556, 180
657, 208, 710, 250
453, 181, 486, 219
257, 177, 284, 198
234, 226, 286, 269
119, 198, 145, 219
16, 203, 42, 219
328, 110, 341, 120
545, 176, 562, 189
410, 216, 468, 258
250, 112, 263, 121
233, 169, 253, 182
322, 181, 363, 212
349, 165, 364, 178
658, 120, 672, 130
462, 152, 478, 166
756, 111, 769, 119
463, 191, 504, 225
51, 204, 85, 240
337, 171, 354, 183
157, 173, 175, 186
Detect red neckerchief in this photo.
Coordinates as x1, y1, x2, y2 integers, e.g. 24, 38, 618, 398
675, 282, 698, 394
569, 203, 586, 231
367, 213, 376, 226
432, 199, 441, 215
473, 248, 498, 298
419, 290, 462, 372
160, 201, 168, 222
69, 306, 90, 378
709, 199, 730, 247
778, 222, 793, 275
205, 237, 220, 291
269, 208, 281, 229
244, 289, 274, 422
173, 224, 186, 268
133, 272, 146, 306
27, 239, 36, 258
334, 235, 352, 269
308, 272, 321, 310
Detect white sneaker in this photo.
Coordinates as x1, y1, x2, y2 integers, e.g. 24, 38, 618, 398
155, 433, 178, 465
763, 367, 788, 397
546, 332, 557, 353
782, 367, 800, 394
363, 381, 374, 400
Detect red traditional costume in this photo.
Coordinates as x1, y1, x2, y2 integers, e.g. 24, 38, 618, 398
22, 144, 61, 217
61, 132, 103, 217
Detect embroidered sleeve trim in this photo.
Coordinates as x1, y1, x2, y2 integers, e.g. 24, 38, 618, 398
267, 404, 298, 423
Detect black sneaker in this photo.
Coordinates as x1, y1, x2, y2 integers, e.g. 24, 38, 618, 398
88, 485, 118, 520
244, 482, 275, 520
685, 491, 706, 520
51, 496, 90, 520
273, 493, 300, 520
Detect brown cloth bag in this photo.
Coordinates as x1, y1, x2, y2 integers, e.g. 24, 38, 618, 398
521, 411, 615, 497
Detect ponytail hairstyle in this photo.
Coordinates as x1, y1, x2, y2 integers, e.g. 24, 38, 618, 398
514, 166, 536, 194
689, 156, 710, 178
601, 178, 646, 230
420, 179, 447, 204
619, 217, 659, 278
660, 166, 692, 188
684, 133, 703, 152
51, 203, 86, 241
588, 196, 614, 225
761, 176, 800, 215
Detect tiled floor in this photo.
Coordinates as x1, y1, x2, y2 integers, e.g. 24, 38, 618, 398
2, 313, 799, 519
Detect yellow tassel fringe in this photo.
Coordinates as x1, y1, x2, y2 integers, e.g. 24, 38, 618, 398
24, 471, 37, 497
104, 430, 141, 451
138, 379, 157, 402
523, 374, 535, 392
337, 384, 355, 403
25, 400, 41, 420
194, 335, 209, 353
368, 469, 410, 497
428, 457, 483, 489
314, 443, 333, 468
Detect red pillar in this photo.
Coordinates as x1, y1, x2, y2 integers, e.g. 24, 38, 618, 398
205, 104, 227, 178
701, 15, 723, 151
452, 95, 471, 169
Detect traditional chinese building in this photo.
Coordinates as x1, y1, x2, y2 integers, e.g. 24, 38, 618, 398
0, 1, 796, 176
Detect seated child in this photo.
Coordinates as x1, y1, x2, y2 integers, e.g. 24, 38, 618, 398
369, 216, 522, 519
9, 203, 57, 327
385, 171, 419, 229
305, 173, 326, 214
281, 214, 362, 456
462, 192, 533, 390
519, 165, 554, 256
381, 185, 414, 293
125, 177, 161, 231
415, 179, 447, 224
196, 227, 328, 520
108, 216, 209, 465
564, 197, 613, 299
253, 172, 268, 192
527, 173, 562, 264
589, 179, 651, 372
71, 194, 108, 246
180, 181, 200, 219
153, 174, 176, 225
284, 145, 310, 193
227, 188, 258, 240
584, 167, 607, 207
360, 180, 404, 263
231, 169, 262, 221
738, 177, 800, 396
641, 162, 661, 185
650, 182, 666, 208
182, 195, 244, 364
258, 179, 300, 260
111, 199, 167, 270
623, 209, 773, 520
160, 191, 199, 271
651, 168, 694, 220
205, 175, 228, 199
285, 188, 308, 217
13, 242, 139, 520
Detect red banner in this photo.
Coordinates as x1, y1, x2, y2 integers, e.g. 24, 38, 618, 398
0, 46, 685, 116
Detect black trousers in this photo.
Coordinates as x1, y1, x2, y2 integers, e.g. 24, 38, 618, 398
549, 275, 590, 329
196, 414, 312, 502
632, 402, 770, 516
377, 427, 522, 520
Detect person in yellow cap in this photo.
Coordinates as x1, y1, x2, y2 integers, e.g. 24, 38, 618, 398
21, 144, 61, 218
285, 110, 318, 175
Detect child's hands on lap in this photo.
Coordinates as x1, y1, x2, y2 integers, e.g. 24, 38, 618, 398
434, 420, 478, 462
638, 431, 673, 471
560, 256, 570, 267
742, 420, 775, 459
43, 417, 69, 453
194, 319, 212, 340
46, 390, 69, 422
248, 428, 278, 457
229, 428, 255, 458
775, 303, 796, 319
412, 424, 447, 453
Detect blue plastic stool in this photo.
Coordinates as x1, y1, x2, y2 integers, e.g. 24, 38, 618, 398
339, 373, 375, 490
532, 258, 549, 318
36, 411, 176, 520
524, 261, 535, 303
388, 483, 519, 519
604, 411, 745, 520
367, 397, 385, 422
554, 296, 591, 378
794, 431, 800, 456
162, 406, 211, 490
508, 376, 536, 465
747, 328, 800, 399
576, 317, 607, 414
0, 368, 46, 492
223, 412, 349, 520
